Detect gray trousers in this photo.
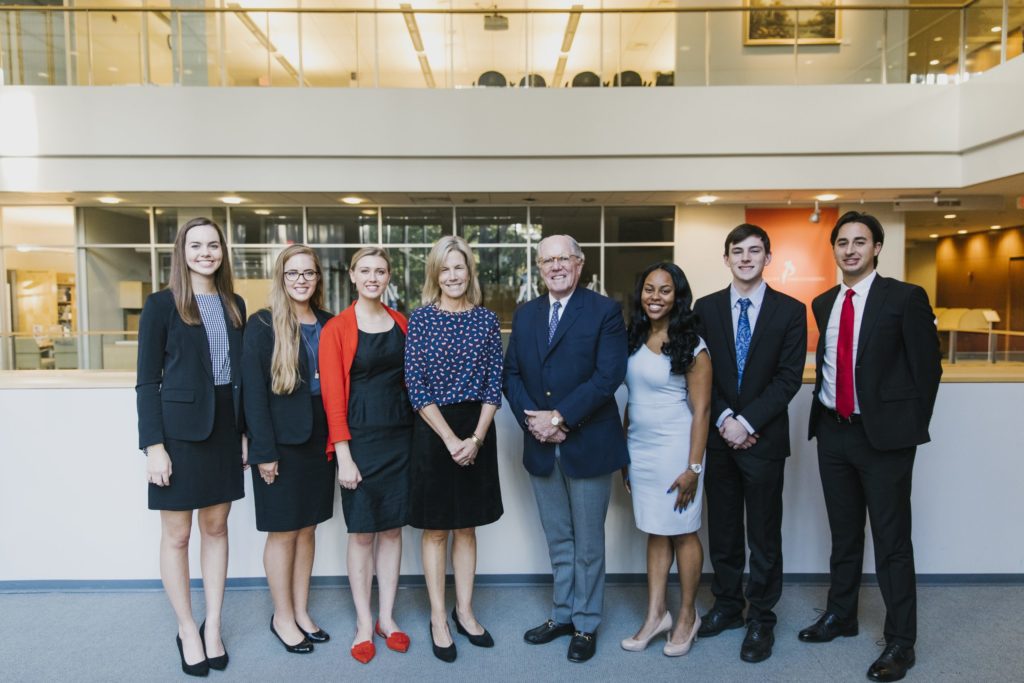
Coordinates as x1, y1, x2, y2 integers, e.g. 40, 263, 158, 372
529, 453, 613, 633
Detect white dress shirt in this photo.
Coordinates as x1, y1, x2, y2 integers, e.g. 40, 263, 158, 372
716, 280, 767, 434
818, 270, 878, 413
548, 289, 574, 325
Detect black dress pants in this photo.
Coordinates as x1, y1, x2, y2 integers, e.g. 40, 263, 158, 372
705, 447, 786, 625
815, 415, 917, 647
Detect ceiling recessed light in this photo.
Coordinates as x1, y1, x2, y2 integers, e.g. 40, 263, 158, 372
695, 194, 719, 204
908, 51, 917, 57
933, 36, 943, 42
957, 229, 968, 234
254, 209, 271, 215
944, 213, 957, 219
219, 196, 245, 205
97, 196, 123, 204
277, 215, 287, 219
929, 59, 941, 66
929, 233, 939, 239
990, 225, 1002, 230
340, 196, 366, 205
361, 209, 377, 216
991, 26, 1002, 32
815, 193, 839, 202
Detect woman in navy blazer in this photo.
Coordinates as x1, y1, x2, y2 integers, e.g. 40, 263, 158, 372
242, 245, 336, 654
136, 217, 247, 676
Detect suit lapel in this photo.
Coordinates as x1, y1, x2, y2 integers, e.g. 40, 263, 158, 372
715, 289, 737, 368
815, 286, 841, 371
746, 287, 776, 360
187, 316, 214, 379
225, 301, 242, 383
534, 297, 550, 363
545, 290, 585, 358
856, 276, 889, 364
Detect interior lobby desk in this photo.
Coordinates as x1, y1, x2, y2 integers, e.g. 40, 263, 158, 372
1, 367, 1022, 585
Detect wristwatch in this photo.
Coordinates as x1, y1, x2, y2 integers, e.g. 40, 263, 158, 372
688, 463, 703, 475
550, 414, 564, 428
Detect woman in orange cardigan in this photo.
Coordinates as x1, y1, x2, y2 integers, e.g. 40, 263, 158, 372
319, 246, 411, 665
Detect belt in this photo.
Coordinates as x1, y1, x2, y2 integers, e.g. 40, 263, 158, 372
821, 405, 862, 424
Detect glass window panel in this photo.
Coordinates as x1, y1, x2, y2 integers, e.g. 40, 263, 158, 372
529, 244, 600, 302
231, 208, 302, 245
171, 10, 223, 86
382, 208, 451, 244
82, 207, 151, 244
155, 208, 227, 244
232, 247, 283, 313
267, 10, 302, 87
223, 10, 270, 86
307, 207, 379, 244
451, 10, 525, 88
906, 8, 962, 84
1, 206, 75, 246
84, 247, 152, 369
473, 246, 527, 329
965, 3, 1008, 78
387, 246, 431, 316
85, 9, 145, 85
157, 247, 173, 290
604, 206, 674, 242
529, 206, 600, 243
315, 247, 357, 315
456, 207, 528, 244
604, 245, 674, 319
299, 12, 359, 87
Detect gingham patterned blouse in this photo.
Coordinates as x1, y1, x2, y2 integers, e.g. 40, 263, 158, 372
195, 293, 232, 385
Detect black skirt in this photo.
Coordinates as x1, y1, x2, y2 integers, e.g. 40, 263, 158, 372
149, 385, 245, 511
251, 395, 336, 532
408, 402, 503, 530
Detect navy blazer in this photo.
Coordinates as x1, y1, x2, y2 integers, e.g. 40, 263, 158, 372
241, 308, 333, 465
694, 285, 807, 460
136, 289, 246, 449
503, 286, 629, 479
808, 276, 942, 451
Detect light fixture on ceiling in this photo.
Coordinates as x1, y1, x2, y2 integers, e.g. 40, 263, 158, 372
908, 51, 917, 57
957, 229, 968, 234
990, 225, 1002, 230
929, 59, 940, 66
400, 4, 435, 88
97, 196, 123, 204
551, 5, 583, 87
809, 200, 821, 223
695, 194, 718, 204
929, 233, 939, 239
361, 209, 377, 216
219, 196, 245, 205
991, 26, 1002, 32
815, 193, 839, 202
340, 196, 366, 205
933, 36, 943, 42
944, 213, 957, 219
254, 209, 271, 215
484, 12, 509, 31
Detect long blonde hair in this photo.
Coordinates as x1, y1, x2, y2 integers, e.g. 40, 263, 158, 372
269, 245, 324, 395
169, 217, 243, 328
421, 235, 482, 306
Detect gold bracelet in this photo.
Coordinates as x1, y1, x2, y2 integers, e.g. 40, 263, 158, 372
470, 433, 483, 447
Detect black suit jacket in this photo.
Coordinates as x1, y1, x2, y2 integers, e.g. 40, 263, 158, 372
136, 289, 246, 449
694, 285, 807, 459
242, 308, 333, 465
503, 286, 630, 479
808, 275, 942, 451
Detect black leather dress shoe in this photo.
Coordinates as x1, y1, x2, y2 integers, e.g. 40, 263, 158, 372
270, 616, 314, 654
567, 631, 597, 663
697, 609, 744, 638
524, 619, 575, 644
298, 625, 330, 643
740, 621, 774, 663
798, 612, 859, 643
867, 643, 915, 682
452, 608, 494, 648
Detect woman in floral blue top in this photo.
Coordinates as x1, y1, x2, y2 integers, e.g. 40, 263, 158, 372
405, 235, 504, 663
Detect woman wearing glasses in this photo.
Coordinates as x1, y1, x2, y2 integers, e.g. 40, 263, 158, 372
404, 236, 504, 663
320, 247, 412, 664
242, 245, 335, 655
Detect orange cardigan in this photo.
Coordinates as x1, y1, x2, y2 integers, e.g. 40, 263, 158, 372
320, 302, 408, 454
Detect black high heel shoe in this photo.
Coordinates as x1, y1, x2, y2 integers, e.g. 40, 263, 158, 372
199, 621, 229, 671
430, 619, 457, 663
176, 633, 210, 677
452, 607, 495, 648
298, 623, 331, 643
270, 616, 314, 654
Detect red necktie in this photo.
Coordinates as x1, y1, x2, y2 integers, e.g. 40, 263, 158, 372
835, 289, 856, 418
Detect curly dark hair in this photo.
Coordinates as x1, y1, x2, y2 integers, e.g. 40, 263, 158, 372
627, 262, 701, 375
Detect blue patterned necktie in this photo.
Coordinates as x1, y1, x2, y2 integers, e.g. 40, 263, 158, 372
548, 301, 561, 344
735, 298, 752, 391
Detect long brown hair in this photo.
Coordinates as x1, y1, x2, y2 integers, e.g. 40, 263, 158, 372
169, 217, 242, 328
269, 245, 324, 395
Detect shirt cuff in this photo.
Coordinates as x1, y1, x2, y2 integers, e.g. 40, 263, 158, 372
715, 409, 734, 428
734, 415, 756, 435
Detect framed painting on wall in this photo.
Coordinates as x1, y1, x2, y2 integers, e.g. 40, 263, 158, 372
744, 0, 841, 46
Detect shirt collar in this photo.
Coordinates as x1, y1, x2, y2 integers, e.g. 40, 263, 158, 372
549, 288, 575, 309
840, 270, 878, 299
729, 280, 767, 309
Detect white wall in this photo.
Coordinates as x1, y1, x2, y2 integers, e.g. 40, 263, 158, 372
1, 379, 1021, 582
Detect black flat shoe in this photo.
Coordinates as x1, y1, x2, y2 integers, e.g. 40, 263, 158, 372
697, 609, 744, 638
798, 612, 859, 643
298, 624, 331, 643
867, 643, 915, 682
199, 621, 229, 671
451, 607, 494, 648
270, 616, 314, 654
430, 620, 457, 663
524, 619, 575, 645
740, 621, 774, 663
567, 631, 597, 663
176, 634, 210, 677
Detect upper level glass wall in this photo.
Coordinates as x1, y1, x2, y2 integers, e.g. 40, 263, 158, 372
2, 1, 1021, 87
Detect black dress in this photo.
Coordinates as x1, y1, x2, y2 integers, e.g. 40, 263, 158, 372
341, 326, 413, 533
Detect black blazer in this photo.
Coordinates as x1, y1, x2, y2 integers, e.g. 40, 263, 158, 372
136, 289, 246, 449
503, 286, 630, 479
241, 308, 333, 465
694, 285, 807, 459
808, 276, 942, 451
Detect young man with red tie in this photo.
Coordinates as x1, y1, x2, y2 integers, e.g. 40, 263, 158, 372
800, 212, 942, 682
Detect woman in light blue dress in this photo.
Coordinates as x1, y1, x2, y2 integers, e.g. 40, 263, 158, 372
621, 262, 711, 657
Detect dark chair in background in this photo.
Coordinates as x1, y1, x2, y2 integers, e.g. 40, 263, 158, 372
571, 71, 600, 87
477, 70, 508, 87
519, 73, 547, 88
611, 70, 644, 87
654, 71, 675, 87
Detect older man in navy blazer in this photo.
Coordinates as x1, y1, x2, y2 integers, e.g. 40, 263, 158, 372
504, 234, 629, 663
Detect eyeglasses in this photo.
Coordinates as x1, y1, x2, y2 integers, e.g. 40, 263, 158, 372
537, 254, 580, 269
284, 270, 320, 282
